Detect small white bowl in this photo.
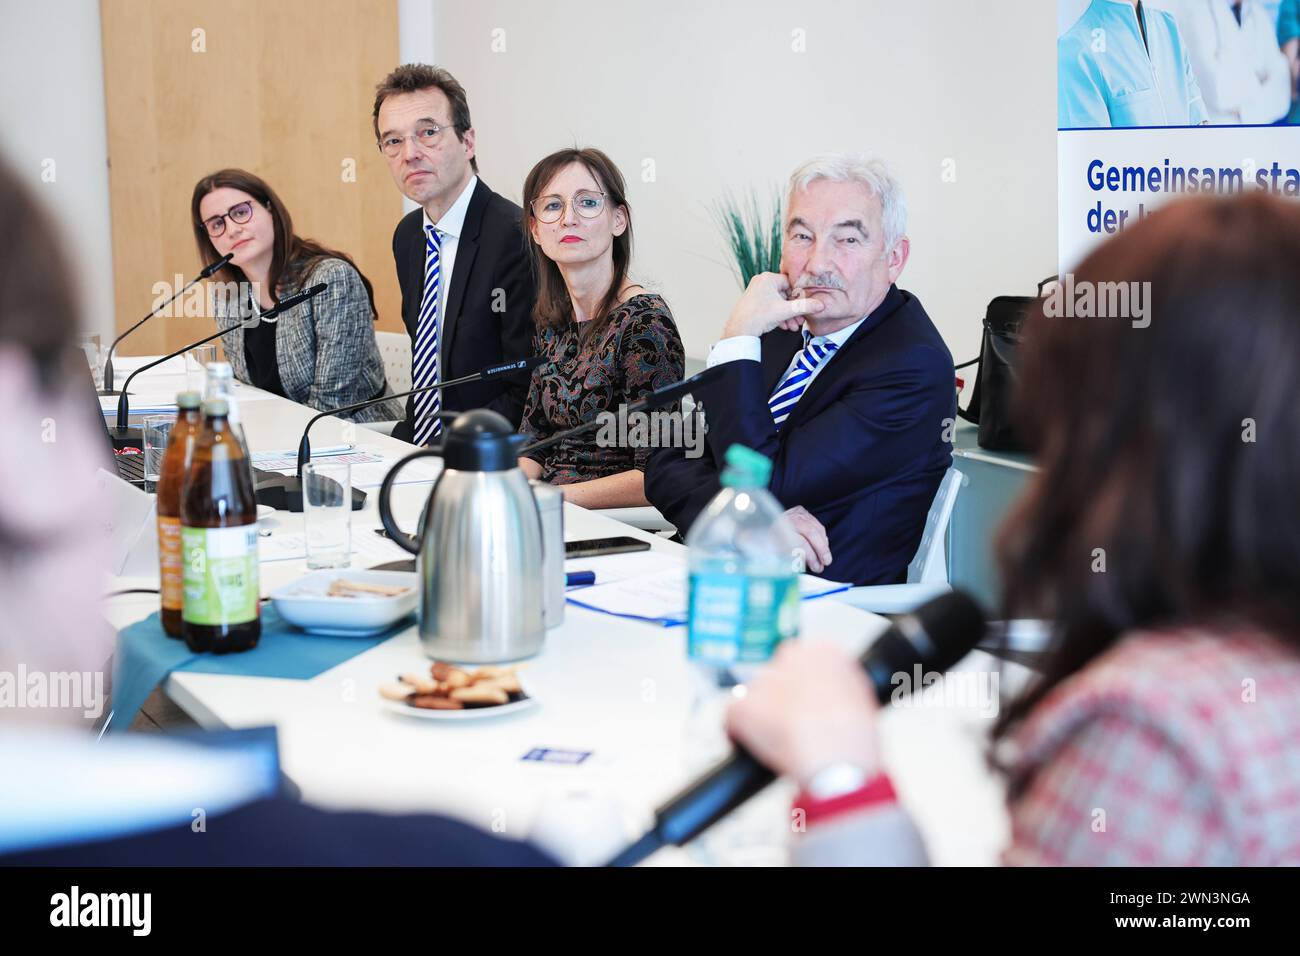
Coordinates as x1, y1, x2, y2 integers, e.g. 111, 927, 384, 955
270, 569, 418, 636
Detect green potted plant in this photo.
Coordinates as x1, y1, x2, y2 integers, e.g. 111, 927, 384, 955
712, 187, 783, 288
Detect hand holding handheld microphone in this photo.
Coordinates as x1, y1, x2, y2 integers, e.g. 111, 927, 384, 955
605, 591, 987, 866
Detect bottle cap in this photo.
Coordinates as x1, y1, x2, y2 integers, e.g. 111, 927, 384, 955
720, 443, 772, 489
202, 398, 229, 417
176, 390, 202, 409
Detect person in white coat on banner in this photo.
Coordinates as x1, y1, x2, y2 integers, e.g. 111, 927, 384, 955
1162, 0, 1293, 124
1059, 0, 1208, 127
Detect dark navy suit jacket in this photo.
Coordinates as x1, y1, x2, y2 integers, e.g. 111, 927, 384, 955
645, 285, 955, 587
2, 797, 555, 867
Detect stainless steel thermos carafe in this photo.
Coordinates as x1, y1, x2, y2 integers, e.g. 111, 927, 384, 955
378, 410, 545, 662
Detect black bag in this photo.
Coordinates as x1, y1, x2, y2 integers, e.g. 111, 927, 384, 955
957, 277, 1055, 453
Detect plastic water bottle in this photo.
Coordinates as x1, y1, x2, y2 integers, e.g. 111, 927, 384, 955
681, 444, 803, 864
686, 443, 802, 669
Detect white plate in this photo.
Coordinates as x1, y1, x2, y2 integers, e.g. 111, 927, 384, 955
270, 569, 418, 636
380, 693, 537, 721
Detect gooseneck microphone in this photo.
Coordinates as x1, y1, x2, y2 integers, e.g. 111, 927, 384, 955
605, 591, 988, 867
107, 283, 328, 449
252, 355, 546, 512
100, 254, 233, 395
515, 364, 726, 459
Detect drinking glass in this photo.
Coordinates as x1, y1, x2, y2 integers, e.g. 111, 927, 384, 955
142, 414, 175, 490
303, 461, 352, 569
186, 344, 218, 393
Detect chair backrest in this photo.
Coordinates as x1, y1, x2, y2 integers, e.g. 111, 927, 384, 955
375, 331, 412, 394
906, 467, 964, 584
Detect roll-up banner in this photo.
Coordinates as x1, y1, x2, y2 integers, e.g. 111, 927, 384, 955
1058, 0, 1300, 272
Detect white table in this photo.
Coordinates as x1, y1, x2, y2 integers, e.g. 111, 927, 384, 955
103, 361, 1012, 866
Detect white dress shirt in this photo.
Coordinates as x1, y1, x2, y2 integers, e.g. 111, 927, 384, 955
421, 174, 478, 359
706, 314, 868, 407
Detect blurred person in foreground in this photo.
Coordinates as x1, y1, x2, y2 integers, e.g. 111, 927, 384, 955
0, 159, 550, 866
729, 193, 1300, 866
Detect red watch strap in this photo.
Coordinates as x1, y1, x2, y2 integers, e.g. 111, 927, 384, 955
794, 774, 897, 826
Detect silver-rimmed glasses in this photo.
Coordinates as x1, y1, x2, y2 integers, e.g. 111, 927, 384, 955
530, 190, 607, 223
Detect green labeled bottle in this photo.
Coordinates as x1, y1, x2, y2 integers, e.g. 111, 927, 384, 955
180, 397, 261, 653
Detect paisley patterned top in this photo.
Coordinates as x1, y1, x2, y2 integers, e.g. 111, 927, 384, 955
519, 293, 685, 484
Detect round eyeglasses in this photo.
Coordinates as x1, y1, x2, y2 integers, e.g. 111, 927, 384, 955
530, 190, 606, 224
200, 200, 256, 238
377, 124, 450, 157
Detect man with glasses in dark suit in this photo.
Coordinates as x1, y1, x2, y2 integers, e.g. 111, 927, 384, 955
374, 64, 536, 445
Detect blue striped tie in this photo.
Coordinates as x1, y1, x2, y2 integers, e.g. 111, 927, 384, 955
768, 332, 838, 428
412, 225, 442, 446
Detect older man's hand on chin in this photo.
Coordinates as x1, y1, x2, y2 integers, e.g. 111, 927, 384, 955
721, 272, 824, 340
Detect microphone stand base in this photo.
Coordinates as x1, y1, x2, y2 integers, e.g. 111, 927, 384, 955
97, 389, 123, 397
368, 559, 416, 573
106, 426, 143, 451
254, 474, 367, 513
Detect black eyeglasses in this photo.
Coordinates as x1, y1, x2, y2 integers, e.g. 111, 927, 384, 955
200, 201, 257, 238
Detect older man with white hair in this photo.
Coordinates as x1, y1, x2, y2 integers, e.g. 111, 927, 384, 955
646, 154, 955, 587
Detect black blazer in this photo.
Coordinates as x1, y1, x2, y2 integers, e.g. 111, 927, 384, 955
645, 285, 956, 587
390, 179, 536, 440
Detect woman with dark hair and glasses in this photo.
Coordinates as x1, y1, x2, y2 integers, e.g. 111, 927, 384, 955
192, 169, 401, 422
515, 148, 684, 510
727, 193, 1300, 866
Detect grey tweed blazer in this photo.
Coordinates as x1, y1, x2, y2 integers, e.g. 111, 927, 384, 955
212, 257, 403, 423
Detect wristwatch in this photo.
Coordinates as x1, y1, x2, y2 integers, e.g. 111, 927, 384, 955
804, 762, 872, 801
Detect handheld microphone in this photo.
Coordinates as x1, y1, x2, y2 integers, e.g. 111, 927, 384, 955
605, 590, 988, 867
517, 364, 725, 459
107, 282, 328, 449
252, 355, 545, 512
101, 254, 233, 394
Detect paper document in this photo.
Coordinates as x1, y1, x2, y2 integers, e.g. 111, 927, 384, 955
349, 457, 442, 488
252, 446, 366, 470
257, 526, 412, 565
111, 356, 188, 375
566, 565, 851, 626
564, 549, 684, 586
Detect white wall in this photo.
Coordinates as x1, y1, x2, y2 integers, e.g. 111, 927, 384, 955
0, 0, 1061, 364
0, 0, 116, 343
417, 0, 1059, 364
